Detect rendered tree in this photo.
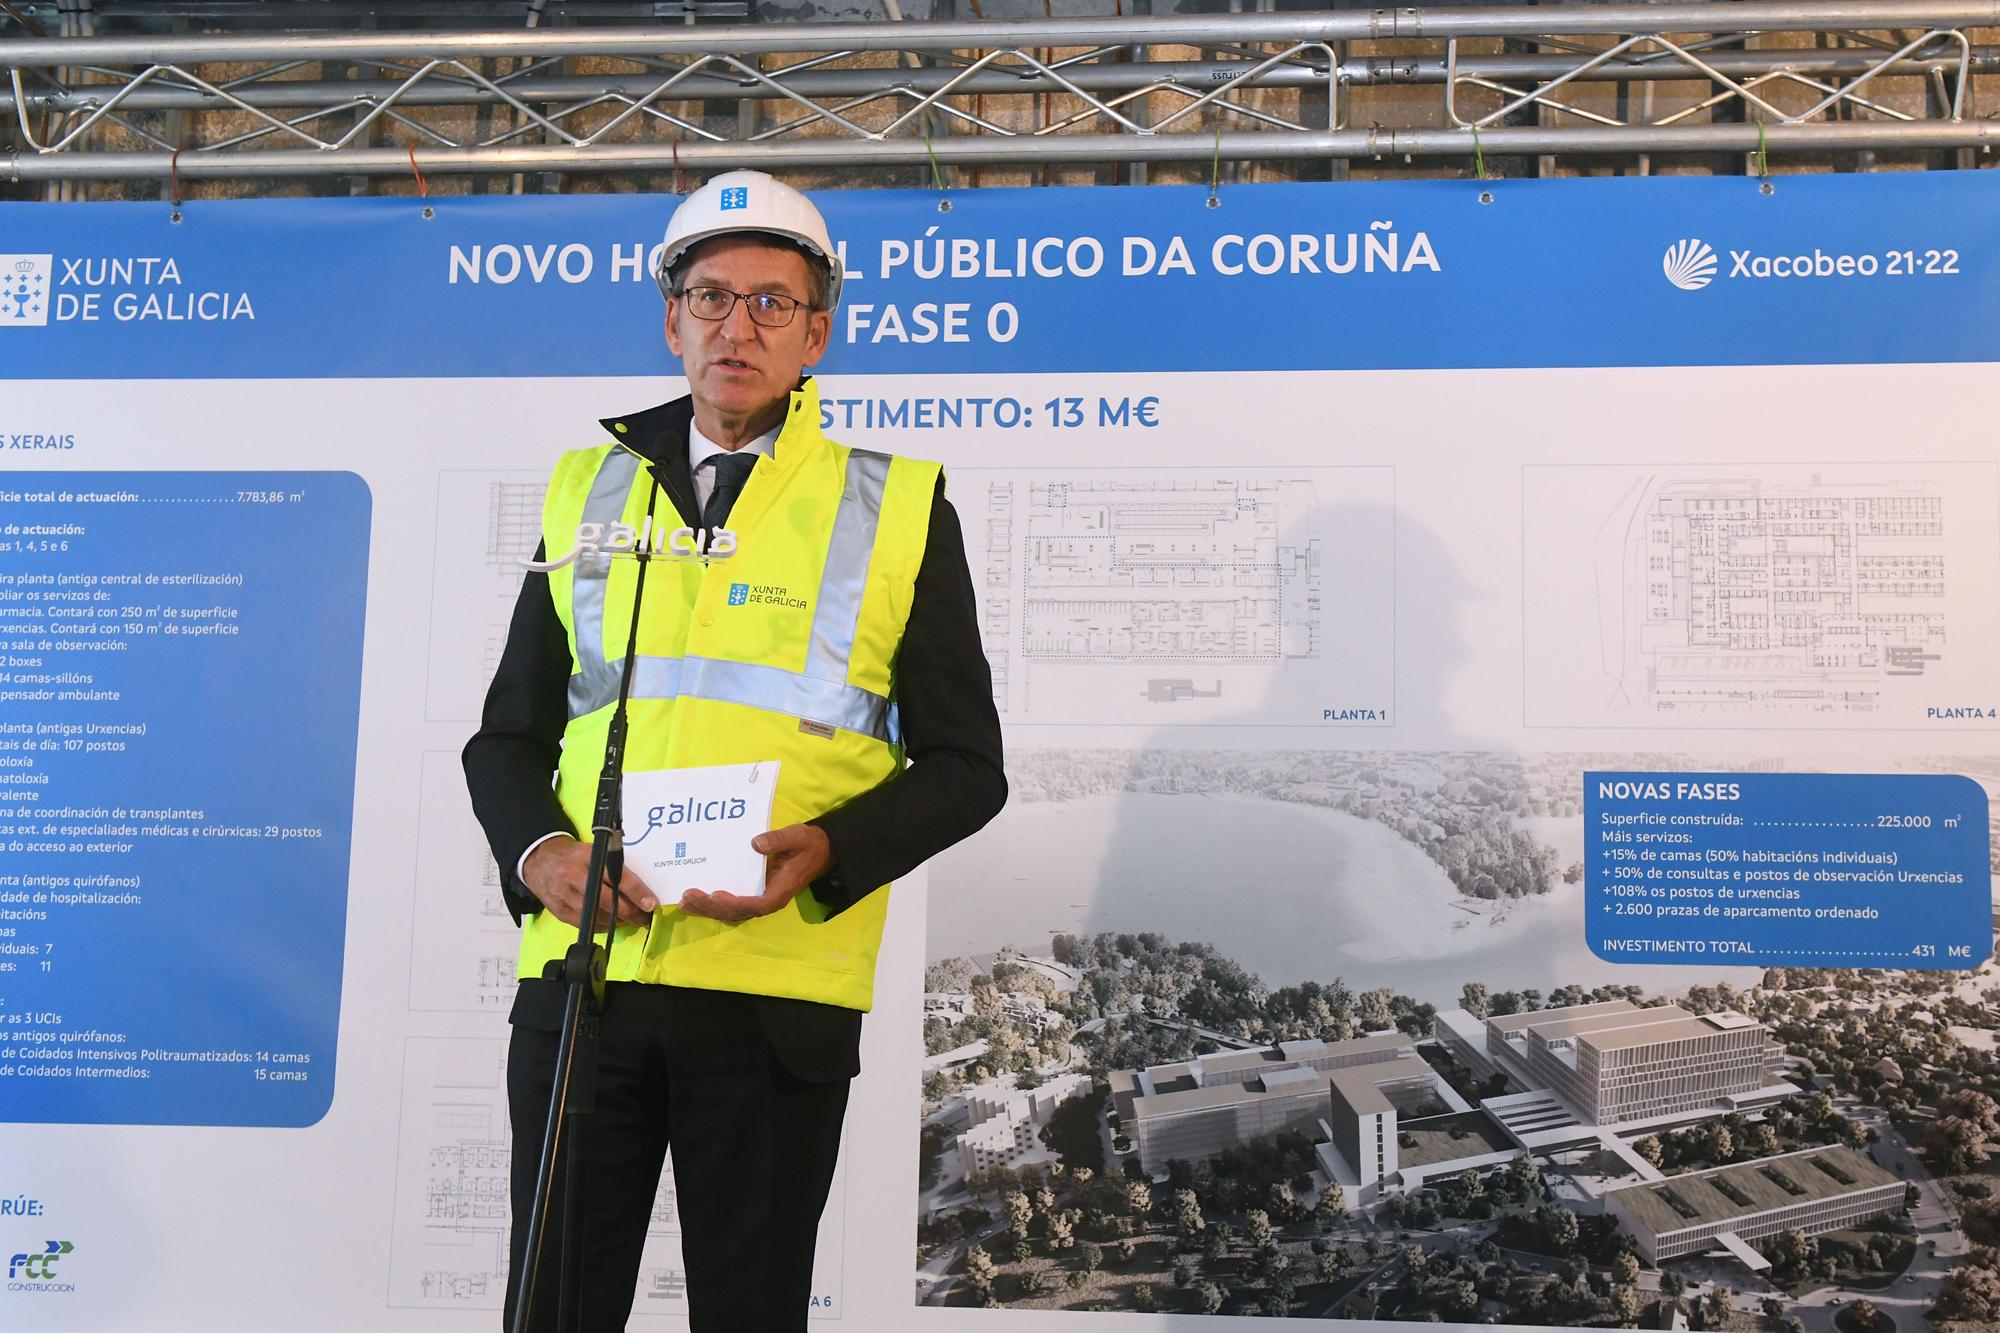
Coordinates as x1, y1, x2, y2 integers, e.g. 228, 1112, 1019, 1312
1204, 1226, 1229, 1265
1245, 1208, 1275, 1248
1509, 1153, 1545, 1200
1045, 1209, 1076, 1251
1926, 1115, 1991, 1173
1936, 1264, 2000, 1321
1004, 1190, 1034, 1238
965, 1244, 999, 1296
1541, 1205, 1581, 1253
1941, 1088, 2000, 1137
1711, 1125, 1736, 1162
1172, 1188, 1206, 1245
1769, 1227, 1816, 1273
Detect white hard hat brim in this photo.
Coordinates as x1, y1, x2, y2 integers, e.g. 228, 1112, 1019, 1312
654, 228, 843, 311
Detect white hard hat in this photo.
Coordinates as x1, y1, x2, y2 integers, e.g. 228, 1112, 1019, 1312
655, 170, 842, 312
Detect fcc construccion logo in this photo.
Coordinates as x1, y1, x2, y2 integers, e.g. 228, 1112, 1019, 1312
7, 1240, 75, 1293
1662, 239, 1718, 292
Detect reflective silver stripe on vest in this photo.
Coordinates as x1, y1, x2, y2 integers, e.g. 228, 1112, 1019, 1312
565, 446, 644, 720
571, 653, 895, 743
804, 449, 891, 684
564, 445, 900, 745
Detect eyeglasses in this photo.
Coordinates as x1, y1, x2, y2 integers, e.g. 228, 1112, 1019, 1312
678, 284, 811, 328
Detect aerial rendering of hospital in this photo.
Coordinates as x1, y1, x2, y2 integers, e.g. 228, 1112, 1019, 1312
1433, 997, 1793, 1130
1093, 999, 1817, 1215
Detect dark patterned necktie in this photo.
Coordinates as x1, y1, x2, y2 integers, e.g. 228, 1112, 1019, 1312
701, 451, 758, 530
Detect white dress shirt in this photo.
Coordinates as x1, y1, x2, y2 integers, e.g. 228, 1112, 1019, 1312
689, 420, 779, 513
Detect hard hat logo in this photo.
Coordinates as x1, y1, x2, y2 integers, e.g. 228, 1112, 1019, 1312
656, 170, 843, 312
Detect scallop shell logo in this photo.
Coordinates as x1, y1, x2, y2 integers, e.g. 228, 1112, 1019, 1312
1663, 239, 1718, 291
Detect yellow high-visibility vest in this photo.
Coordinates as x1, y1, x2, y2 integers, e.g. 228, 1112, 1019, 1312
516, 379, 940, 1011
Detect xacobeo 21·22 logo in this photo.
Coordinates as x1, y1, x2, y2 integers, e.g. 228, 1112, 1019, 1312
1662, 239, 1719, 291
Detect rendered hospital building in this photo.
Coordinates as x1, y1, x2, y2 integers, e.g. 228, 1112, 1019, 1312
1431, 998, 1793, 1135
1107, 1032, 1512, 1205
1108, 1034, 1422, 1169
955, 1070, 1094, 1178
1084, 998, 1893, 1269
1604, 1144, 1903, 1268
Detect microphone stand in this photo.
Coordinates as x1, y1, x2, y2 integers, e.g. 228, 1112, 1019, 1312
509, 484, 662, 1333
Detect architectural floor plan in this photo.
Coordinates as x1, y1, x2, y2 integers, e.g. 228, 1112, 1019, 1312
961, 468, 1395, 726
386, 1037, 695, 1314
1523, 464, 2000, 727
409, 750, 521, 1014
426, 470, 547, 723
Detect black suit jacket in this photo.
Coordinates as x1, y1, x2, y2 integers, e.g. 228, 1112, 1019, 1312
462, 391, 1007, 1080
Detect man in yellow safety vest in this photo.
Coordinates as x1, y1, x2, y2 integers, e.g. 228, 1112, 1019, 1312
463, 170, 1006, 1332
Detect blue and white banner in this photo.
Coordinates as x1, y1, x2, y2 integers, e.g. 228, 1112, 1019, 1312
6, 172, 2000, 379
2, 174, 1997, 1332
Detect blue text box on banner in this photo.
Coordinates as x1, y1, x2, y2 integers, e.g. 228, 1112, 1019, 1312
1585, 770, 1992, 970
0, 472, 370, 1127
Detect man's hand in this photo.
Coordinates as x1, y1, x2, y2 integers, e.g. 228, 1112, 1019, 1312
521, 835, 658, 929
677, 823, 833, 923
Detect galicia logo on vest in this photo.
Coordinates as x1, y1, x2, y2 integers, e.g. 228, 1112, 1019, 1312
521, 516, 739, 571
628, 796, 751, 846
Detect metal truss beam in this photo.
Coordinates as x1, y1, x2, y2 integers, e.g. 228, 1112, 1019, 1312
8, 5, 1998, 65
4, 3, 1996, 184
13, 122, 1996, 182
7, 50, 1997, 116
